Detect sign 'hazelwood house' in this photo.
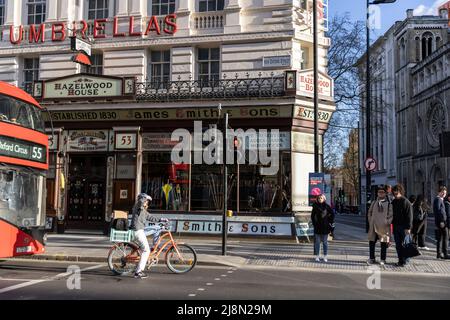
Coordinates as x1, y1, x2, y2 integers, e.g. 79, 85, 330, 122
8, 15, 178, 45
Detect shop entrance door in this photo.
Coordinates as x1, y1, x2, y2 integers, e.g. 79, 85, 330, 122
67, 155, 107, 229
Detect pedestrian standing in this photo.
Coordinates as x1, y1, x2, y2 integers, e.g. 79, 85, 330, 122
408, 195, 416, 206
434, 186, 449, 259
367, 185, 393, 266
391, 184, 414, 267
412, 195, 429, 251
385, 185, 394, 203
445, 194, 450, 251
311, 194, 334, 263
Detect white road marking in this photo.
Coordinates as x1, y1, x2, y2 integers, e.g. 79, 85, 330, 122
206, 283, 213, 286
227, 271, 233, 273
214, 278, 221, 281
221, 274, 227, 277
0, 278, 44, 282
0, 264, 104, 294
197, 288, 205, 291
188, 294, 196, 297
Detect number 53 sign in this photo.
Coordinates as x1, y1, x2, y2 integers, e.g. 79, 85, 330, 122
115, 133, 137, 150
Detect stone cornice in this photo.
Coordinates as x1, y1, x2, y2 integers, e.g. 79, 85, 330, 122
0, 31, 295, 56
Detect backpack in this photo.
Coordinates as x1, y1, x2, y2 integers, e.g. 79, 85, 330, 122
112, 218, 129, 231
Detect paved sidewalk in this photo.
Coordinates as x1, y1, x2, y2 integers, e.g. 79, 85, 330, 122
13, 219, 450, 277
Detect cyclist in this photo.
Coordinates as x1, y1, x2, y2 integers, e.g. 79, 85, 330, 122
130, 193, 166, 279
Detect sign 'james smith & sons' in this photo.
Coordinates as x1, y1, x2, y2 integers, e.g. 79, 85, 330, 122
34, 74, 134, 100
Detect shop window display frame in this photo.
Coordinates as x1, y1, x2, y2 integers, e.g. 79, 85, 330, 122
140, 129, 291, 215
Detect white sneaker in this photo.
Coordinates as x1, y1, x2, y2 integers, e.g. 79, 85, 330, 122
380, 260, 386, 266
419, 247, 429, 251
315, 256, 321, 262
323, 256, 328, 263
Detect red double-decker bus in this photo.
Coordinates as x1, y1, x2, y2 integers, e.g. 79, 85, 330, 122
0, 82, 48, 258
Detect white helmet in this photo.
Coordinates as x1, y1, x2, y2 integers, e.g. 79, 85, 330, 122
138, 193, 152, 202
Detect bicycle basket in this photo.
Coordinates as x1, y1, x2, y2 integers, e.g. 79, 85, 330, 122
110, 229, 135, 243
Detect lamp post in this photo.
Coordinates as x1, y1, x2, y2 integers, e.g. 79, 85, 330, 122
365, 0, 396, 224
313, 0, 320, 173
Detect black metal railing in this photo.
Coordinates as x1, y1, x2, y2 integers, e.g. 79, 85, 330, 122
134, 73, 286, 102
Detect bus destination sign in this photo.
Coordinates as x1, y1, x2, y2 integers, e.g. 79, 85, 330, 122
0, 135, 47, 164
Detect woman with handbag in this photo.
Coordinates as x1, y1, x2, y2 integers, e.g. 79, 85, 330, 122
367, 185, 393, 266
412, 195, 429, 251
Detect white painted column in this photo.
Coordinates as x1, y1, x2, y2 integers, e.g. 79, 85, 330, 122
46, 0, 58, 21
6, 0, 23, 25
224, 0, 241, 34
171, 47, 194, 81
116, 0, 129, 16
129, 0, 144, 16
176, 0, 191, 37
59, 0, 77, 21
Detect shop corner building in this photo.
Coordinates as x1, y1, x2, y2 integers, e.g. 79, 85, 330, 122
0, 0, 335, 237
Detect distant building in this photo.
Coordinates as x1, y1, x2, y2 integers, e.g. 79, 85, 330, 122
358, 9, 449, 210
439, 1, 450, 27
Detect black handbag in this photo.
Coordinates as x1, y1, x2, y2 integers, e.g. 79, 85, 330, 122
402, 234, 421, 258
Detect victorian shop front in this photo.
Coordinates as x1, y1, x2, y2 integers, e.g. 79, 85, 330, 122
39, 71, 334, 238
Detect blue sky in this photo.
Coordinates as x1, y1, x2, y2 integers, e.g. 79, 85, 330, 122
329, 0, 448, 38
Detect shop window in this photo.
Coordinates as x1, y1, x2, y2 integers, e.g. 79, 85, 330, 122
88, 0, 109, 20
197, 48, 220, 86
116, 153, 137, 180
81, 53, 103, 75
238, 153, 291, 213
141, 153, 189, 211
23, 58, 40, 94
0, 0, 5, 26
191, 164, 223, 211
27, 0, 46, 25
199, 0, 224, 12
152, 0, 175, 15
149, 50, 171, 88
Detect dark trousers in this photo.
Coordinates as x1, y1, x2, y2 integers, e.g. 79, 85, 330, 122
393, 225, 408, 264
435, 227, 449, 257
369, 235, 387, 261
412, 219, 427, 248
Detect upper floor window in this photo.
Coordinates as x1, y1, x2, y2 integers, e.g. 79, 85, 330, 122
199, 0, 224, 12
149, 50, 171, 87
88, 0, 109, 20
27, 0, 46, 25
23, 58, 40, 94
0, 0, 5, 26
152, 0, 176, 15
197, 48, 220, 85
81, 54, 103, 75
421, 32, 433, 60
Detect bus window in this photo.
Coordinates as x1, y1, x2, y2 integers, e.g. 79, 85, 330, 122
0, 95, 45, 132
0, 168, 46, 228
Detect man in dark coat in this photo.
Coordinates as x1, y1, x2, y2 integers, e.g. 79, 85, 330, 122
391, 184, 413, 267
434, 186, 449, 259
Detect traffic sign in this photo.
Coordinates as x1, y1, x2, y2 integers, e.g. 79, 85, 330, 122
364, 157, 377, 172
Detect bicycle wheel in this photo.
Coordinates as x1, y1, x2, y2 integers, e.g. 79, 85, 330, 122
107, 242, 140, 275
165, 244, 197, 274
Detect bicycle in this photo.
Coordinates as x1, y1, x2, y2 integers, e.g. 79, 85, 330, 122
107, 220, 197, 275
